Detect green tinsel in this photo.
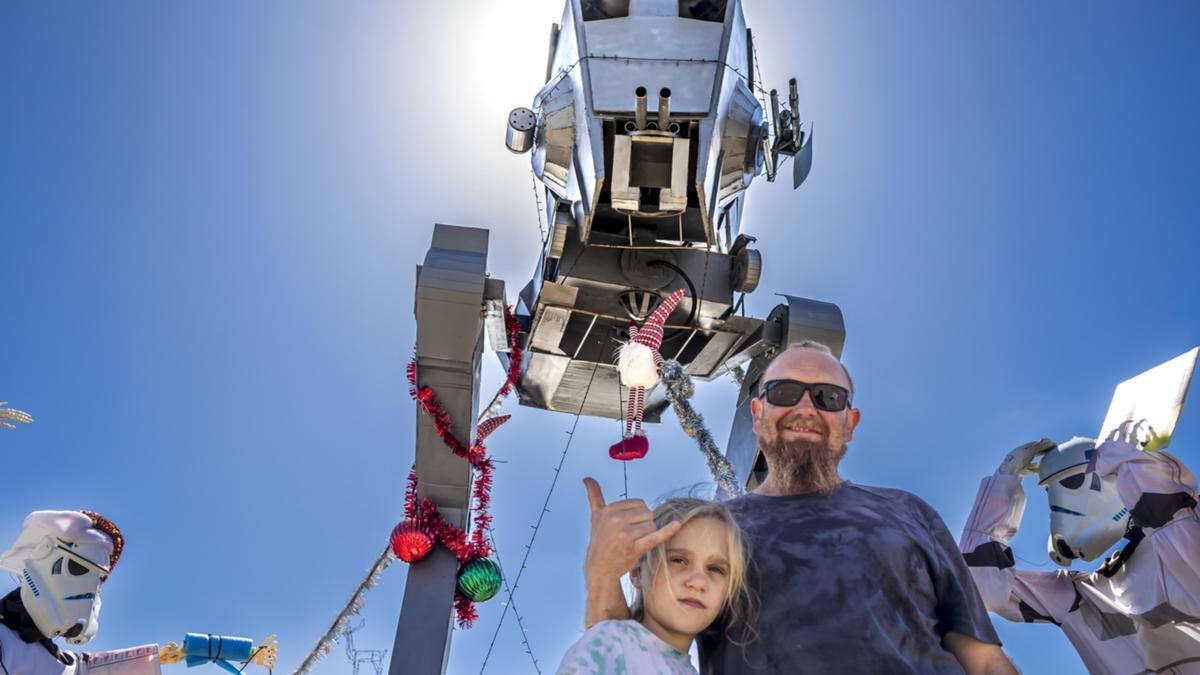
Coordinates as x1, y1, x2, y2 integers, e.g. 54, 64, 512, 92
456, 557, 502, 602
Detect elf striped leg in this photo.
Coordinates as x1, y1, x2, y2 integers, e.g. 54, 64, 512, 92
633, 386, 645, 435
625, 387, 637, 437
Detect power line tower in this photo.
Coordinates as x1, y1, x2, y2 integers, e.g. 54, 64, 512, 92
343, 619, 387, 675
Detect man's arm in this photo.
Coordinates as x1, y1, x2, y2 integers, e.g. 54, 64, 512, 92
584, 573, 631, 628
943, 632, 1017, 675
582, 478, 681, 628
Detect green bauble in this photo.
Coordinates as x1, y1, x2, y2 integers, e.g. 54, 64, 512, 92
456, 557, 502, 602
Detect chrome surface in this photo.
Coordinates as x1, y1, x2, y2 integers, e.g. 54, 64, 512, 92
658, 136, 689, 214
656, 87, 670, 130
505, 107, 536, 154
610, 134, 638, 212
548, 204, 571, 259
634, 85, 647, 130
508, 0, 837, 421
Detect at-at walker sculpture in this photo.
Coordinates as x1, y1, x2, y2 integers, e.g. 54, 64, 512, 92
392, 1, 844, 671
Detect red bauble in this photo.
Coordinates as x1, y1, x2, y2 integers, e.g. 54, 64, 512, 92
608, 435, 649, 461
391, 518, 435, 563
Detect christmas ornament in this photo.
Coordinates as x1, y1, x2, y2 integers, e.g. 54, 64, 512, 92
456, 557, 502, 603
390, 518, 435, 563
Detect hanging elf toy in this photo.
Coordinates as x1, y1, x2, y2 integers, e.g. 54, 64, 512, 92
610, 288, 686, 461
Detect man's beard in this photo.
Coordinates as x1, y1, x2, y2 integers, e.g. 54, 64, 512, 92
759, 423, 847, 496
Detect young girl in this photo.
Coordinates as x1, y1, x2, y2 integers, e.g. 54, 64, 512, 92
556, 497, 753, 674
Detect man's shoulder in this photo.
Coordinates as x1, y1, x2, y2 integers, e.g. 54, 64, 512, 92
844, 483, 944, 522
844, 482, 927, 504
722, 484, 942, 525
723, 484, 929, 506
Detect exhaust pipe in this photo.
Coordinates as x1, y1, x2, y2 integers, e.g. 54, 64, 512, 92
788, 78, 800, 133
769, 88, 781, 141
634, 86, 647, 130
657, 87, 671, 130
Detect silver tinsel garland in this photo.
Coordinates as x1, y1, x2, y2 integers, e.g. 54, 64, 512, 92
294, 544, 394, 674
0, 403, 33, 429
659, 360, 743, 497
728, 365, 746, 388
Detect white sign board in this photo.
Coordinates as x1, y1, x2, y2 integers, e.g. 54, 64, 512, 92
1098, 347, 1199, 450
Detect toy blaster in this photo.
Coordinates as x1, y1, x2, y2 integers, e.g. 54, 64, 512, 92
160, 634, 277, 673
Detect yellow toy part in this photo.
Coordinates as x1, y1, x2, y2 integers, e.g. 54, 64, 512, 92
159, 642, 185, 665
1143, 430, 1171, 453
250, 635, 278, 669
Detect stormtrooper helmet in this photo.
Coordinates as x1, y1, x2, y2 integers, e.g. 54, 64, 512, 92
1037, 437, 1131, 566
0, 510, 123, 644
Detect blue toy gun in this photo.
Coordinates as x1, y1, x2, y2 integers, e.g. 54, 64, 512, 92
160, 633, 277, 673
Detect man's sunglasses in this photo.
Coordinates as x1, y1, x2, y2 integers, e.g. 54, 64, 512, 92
758, 380, 851, 412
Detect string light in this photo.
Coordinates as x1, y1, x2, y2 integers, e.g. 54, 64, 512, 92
479, 351, 605, 672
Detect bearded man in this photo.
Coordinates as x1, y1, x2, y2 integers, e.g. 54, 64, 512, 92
582, 342, 1015, 673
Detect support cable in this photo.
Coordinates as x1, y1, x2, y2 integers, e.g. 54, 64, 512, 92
479, 350, 606, 672
482, 526, 541, 673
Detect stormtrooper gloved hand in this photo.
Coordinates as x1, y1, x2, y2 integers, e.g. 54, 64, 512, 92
997, 438, 1057, 476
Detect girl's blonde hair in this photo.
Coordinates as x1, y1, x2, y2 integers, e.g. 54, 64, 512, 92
631, 497, 756, 642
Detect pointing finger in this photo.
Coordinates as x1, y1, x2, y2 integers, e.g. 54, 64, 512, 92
633, 520, 682, 556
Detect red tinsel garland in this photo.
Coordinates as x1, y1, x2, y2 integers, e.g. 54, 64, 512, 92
403, 468, 420, 519
401, 305, 521, 627
454, 592, 479, 628
496, 306, 523, 401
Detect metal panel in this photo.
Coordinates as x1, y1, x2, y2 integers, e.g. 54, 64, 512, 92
610, 135, 639, 212
483, 279, 509, 353
684, 316, 762, 377
584, 16, 722, 57
780, 294, 845, 357
587, 60, 718, 114
530, 305, 573, 354
519, 352, 571, 410
659, 137, 690, 213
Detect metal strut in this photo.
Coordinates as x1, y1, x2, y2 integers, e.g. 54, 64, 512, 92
390, 224, 491, 675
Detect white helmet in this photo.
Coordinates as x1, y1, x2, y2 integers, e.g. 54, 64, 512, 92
1037, 437, 1131, 566
0, 511, 123, 644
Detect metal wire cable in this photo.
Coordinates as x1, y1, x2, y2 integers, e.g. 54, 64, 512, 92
483, 526, 541, 673
479, 352, 605, 672
530, 168, 548, 244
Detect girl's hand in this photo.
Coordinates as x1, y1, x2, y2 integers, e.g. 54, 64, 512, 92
582, 477, 681, 585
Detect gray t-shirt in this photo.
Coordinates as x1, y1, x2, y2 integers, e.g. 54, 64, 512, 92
699, 482, 1000, 673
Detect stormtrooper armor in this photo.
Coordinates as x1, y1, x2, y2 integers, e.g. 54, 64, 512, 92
0, 510, 162, 675
1037, 437, 1132, 565
0, 511, 115, 645
960, 438, 1200, 674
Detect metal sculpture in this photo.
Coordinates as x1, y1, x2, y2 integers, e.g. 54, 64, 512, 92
390, 2, 847, 671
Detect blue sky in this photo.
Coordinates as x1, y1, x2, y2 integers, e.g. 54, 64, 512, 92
2, 2, 1198, 673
